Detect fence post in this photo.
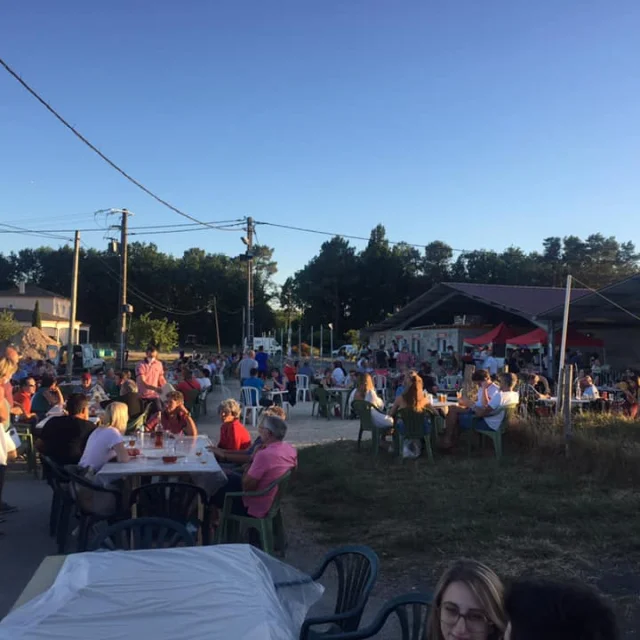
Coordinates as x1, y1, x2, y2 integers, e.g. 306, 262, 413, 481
562, 366, 573, 456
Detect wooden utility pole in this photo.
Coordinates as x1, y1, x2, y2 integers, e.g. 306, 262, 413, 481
213, 296, 221, 354
245, 217, 254, 351
66, 231, 80, 379
119, 209, 130, 370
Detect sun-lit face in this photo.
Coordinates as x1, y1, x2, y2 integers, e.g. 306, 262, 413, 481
439, 581, 491, 640
166, 398, 179, 412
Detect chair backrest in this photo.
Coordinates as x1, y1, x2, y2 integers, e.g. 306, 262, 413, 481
295, 374, 309, 390
313, 386, 330, 405
241, 386, 260, 407
265, 469, 293, 518
374, 374, 387, 390
183, 388, 199, 411
130, 481, 208, 526
500, 404, 519, 431
345, 592, 432, 640
397, 408, 432, 439
351, 400, 375, 431
42, 455, 70, 487
65, 467, 122, 518
311, 545, 380, 633
88, 517, 195, 551
126, 405, 151, 435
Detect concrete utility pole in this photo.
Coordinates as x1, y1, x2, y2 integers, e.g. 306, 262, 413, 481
66, 231, 80, 379
213, 296, 221, 354
245, 217, 255, 351
119, 209, 130, 369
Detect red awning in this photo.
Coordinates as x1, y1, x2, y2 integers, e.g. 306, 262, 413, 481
506, 328, 604, 349
463, 322, 519, 347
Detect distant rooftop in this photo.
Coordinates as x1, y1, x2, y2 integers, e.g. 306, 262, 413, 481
0, 284, 66, 299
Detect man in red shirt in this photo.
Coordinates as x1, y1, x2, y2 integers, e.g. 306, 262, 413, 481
176, 369, 201, 398
13, 377, 37, 424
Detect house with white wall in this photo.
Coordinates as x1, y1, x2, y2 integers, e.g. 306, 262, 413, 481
0, 283, 90, 344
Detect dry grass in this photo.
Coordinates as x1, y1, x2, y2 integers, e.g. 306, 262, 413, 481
290, 415, 640, 622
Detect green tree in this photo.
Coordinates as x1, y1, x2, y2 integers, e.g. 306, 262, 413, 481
32, 300, 42, 329
128, 313, 179, 352
0, 310, 20, 341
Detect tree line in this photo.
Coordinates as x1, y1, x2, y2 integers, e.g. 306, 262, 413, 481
283, 226, 640, 339
0, 243, 277, 345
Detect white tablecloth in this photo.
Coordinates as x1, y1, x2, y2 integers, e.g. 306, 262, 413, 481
0, 545, 324, 640
96, 436, 227, 496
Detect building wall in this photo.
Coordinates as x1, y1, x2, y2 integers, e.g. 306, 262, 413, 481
370, 326, 489, 356
0, 295, 58, 316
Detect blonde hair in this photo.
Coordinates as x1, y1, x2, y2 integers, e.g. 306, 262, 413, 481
261, 405, 286, 420
121, 379, 138, 395
0, 357, 18, 384
218, 398, 241, 419
427, 559, 506, 640
104, 401, 129, 434
402, 371, 425, 410
358, 373, 375, 395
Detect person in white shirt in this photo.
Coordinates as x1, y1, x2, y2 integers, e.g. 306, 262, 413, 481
352, 373, 393, 428
79, 402, 130, 472
198, 369, 212, 391
580, 375, 600, 400
330, 361, 347, 386
441, 369, 500, 449
483, 348, 499, 376
0, 424, 18, 528
474, 372, 519, 430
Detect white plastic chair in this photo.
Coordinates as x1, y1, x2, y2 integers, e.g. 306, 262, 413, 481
296, 374, 311, 402
240, 386, 262, 428
374, 374, 387, 394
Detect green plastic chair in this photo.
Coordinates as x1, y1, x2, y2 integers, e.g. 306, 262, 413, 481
215, 470, 292, 556
394, 408, 434, 463
352, 399, 388, 457
471, 404, 518, 460
125, 405, 151, 435
13, 425, 38, 476
312, 386, 332, 420
183, 388, 201, 419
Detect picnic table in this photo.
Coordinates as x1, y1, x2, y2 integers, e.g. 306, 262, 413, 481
97, 435, 226, 497
3, 545, 323, 640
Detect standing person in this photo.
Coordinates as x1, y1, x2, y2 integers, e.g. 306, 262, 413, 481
504, 579, 618, 640
255, 346, 269, 379
0, 356, 18, 517
36, 394, 95, 466
483, 348, 499, 377
239, 350, 258, 386
135, 344, 166, 414
427, 559, 507, 640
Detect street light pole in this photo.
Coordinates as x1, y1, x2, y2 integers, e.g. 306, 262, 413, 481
328, 323, 334, 359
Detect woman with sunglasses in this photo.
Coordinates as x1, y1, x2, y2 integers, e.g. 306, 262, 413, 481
427, 559, 506, 640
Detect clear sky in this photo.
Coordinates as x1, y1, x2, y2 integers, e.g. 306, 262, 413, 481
2, 1, 640, 283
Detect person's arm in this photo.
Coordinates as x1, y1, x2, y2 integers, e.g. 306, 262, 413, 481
113, 441, 130, 463
242, 452, 265, 492
388, 397, 402, 417
184, 413, 197, 436
476, 393, 501, 418
0, 386, 8, 425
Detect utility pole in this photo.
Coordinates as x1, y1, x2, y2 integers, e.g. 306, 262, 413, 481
245, 217, 255, 351
119, 209, 130, 370
66, 231, 80, 379
213, 296, 221, 354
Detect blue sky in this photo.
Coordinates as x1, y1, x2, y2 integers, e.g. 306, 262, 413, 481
1, 1, 639, 283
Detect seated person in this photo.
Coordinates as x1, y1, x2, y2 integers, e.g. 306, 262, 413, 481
267, 368, 287, 393
441, 369, 500, 449
505, 578, 618, 640
243, 368, 265, 404
103, 368, 119, 397
580, 375, 599, 399
353, 373, 393, 429
115, 378, 144, 421
418, 363, 438, 395
13, 377, 38, 424
528, 373, 550, 398
31, 374, 64, 419
297, 361, 315, 380
79, 401, 130, 471
197, 368, 212, 391
389, 372, 436, 442
216, 399, 251, 452
36, 393, 95, 466
74, 372, 93, 397
160, 391, 198, 436
331, 361, 347, 386
211, 414, 297, 518
176, 368, 201, 397
470, 372, 519, 432
210, 406, 286, 467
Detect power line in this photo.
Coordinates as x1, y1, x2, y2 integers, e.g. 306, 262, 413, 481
0, 57, 237, 233
0, 222, 72, 243
570, 275, 640, 323
254, 220, 469, 253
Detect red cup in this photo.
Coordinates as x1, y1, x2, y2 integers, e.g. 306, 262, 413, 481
162, 455, 178, 464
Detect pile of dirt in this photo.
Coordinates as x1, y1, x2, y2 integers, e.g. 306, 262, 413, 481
2, 327, 59, 360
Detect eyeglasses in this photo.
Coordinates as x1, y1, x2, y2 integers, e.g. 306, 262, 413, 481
439, 602, 490, 633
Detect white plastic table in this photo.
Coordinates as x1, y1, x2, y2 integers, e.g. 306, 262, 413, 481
97, 435, 226, 497
3, 545, 324, 640
325, 387, 353, 419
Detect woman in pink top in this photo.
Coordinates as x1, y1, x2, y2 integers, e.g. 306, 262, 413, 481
211, 414, 297, 518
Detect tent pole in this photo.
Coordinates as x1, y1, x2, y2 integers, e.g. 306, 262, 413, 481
557, 275, 572, 414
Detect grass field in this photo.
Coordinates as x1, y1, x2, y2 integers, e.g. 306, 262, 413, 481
290, 415, 640, 629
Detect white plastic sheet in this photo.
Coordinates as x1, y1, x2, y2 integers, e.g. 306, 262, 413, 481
1, 545, 323, 640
